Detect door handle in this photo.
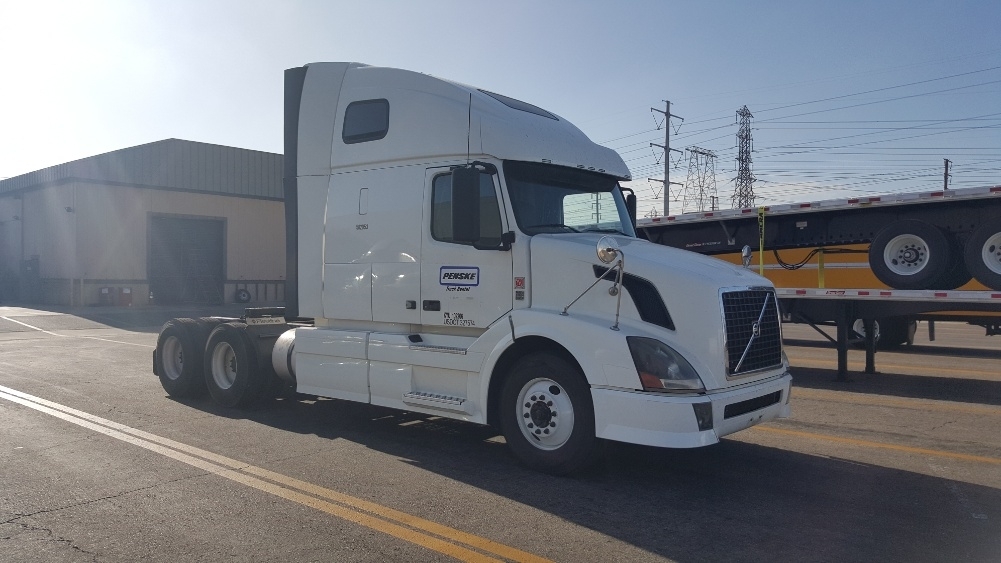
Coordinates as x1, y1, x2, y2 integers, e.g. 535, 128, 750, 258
422, 300, 440, 311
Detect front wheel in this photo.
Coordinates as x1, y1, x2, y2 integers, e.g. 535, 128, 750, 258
499, 353, 597, 475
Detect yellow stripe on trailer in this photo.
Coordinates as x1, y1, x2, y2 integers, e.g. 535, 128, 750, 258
710, 243, 990, 291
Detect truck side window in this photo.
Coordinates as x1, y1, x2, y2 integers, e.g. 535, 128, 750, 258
431, 173, 502, 246
342, 99, 389, 144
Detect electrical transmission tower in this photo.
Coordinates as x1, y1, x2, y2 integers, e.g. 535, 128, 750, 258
732, 105, 756, 209
681, 147, 718, 213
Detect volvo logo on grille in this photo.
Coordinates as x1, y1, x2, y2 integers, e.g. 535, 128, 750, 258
734, 292, 772, 374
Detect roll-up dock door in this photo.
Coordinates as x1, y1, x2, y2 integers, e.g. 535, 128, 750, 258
149, 216, 225, 304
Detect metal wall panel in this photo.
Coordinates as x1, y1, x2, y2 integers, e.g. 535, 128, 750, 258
0, 139, 283, 200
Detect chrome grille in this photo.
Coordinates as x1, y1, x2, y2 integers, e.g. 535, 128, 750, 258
721, 289, 782, 375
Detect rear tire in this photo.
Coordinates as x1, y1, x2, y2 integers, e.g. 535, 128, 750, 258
499, 352, 597, 475
964, 218, 1001, 290
155, 319, 207, 398
869, 220, 950, 290
204, 322, 264, 408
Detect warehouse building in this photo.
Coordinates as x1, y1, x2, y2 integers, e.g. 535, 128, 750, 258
0, 139, 285, 306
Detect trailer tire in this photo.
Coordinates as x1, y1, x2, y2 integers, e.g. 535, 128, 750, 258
204, 322, 264, 408
932, 260, 973, 290
155, 318, 207, 398
964, 218, 1001, 290
499, 352, 597, 475
869, 220, 950, 290
879, 317, 916, 348
852, 317, 915, 350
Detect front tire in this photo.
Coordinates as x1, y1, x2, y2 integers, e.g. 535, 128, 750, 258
499, 353, 597, 475
204, 322, 264, 408
964, 218, 1001, 290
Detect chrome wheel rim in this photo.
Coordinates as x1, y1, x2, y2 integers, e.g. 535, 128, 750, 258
162, 336, 183, 381
883, 234, 930, 276
210, 342, 237, 390
516, 378, 575, 450
981, 231, 1001, 276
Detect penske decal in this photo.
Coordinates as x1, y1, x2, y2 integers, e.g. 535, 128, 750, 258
440, 266, 479, 287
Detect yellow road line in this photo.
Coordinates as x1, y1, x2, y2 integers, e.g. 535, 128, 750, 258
754, 425, 1001, 465
0, 385, 551, 563
790, 387, 1001, 417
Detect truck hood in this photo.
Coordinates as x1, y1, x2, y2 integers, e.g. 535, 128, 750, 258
530, 233, 766, 290
529, 234, 781, 390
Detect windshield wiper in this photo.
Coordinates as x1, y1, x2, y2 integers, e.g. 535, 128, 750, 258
581, 227, 627, 235
528, 223, 580, 233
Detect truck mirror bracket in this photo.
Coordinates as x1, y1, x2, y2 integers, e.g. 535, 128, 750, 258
473, 231, 515, 251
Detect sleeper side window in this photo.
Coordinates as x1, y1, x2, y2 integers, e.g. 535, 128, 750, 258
342, 99, 389, 144
431, 172, 502, 246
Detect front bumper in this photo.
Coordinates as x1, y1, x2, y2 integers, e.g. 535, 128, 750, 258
592, 372, 792, 448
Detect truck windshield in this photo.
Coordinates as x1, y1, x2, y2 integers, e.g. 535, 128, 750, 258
504, 161, 636, 237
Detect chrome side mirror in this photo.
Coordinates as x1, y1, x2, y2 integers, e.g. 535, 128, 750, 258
597, 236, 620, 264
741, 245, 752, 269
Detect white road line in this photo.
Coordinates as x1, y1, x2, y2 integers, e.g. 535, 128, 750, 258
0, 316, 154, 348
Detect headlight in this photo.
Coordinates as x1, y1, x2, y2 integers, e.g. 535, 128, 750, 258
627, 337, 705, 392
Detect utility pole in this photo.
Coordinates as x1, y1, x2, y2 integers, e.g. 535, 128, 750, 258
650, 100, 683, 216
732, 105, 756, 209
943, 158, 952, 190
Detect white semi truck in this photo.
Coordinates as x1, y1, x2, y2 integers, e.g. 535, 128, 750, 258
153, 62, 792, 474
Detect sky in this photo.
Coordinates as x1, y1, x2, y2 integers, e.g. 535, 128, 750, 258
1, 0, 998, 217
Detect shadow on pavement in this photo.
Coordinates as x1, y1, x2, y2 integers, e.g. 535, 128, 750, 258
168, 393, 1001, 562
789, 365, 1001, 407
785, 338, 1001, 360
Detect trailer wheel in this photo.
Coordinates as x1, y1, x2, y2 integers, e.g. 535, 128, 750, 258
964, 218, 1001, 290
204, 322, 264, 408
499, 352, 597, 475
155, 319, 207, 398
869, 220, 950, 290
851, 317, 915, 350
880, 317, 916, 348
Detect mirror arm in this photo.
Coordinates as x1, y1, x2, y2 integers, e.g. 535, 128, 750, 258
473, 231, 515, 251
451, 161, 497, 175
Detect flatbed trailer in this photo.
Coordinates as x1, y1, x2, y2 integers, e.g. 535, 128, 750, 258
637, 185, 1001, 292
775, 288, 1001, 379
636, 185, 1001, 378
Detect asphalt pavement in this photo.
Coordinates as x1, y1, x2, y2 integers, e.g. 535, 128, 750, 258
1, 305, 999, 562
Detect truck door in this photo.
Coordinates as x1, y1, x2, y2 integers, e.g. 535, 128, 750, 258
420, 167, 513, 329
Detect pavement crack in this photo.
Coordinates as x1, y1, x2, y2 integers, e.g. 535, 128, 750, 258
1, 520, 100, 561
929, 419, 957, 432
1, 472, 215, 527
